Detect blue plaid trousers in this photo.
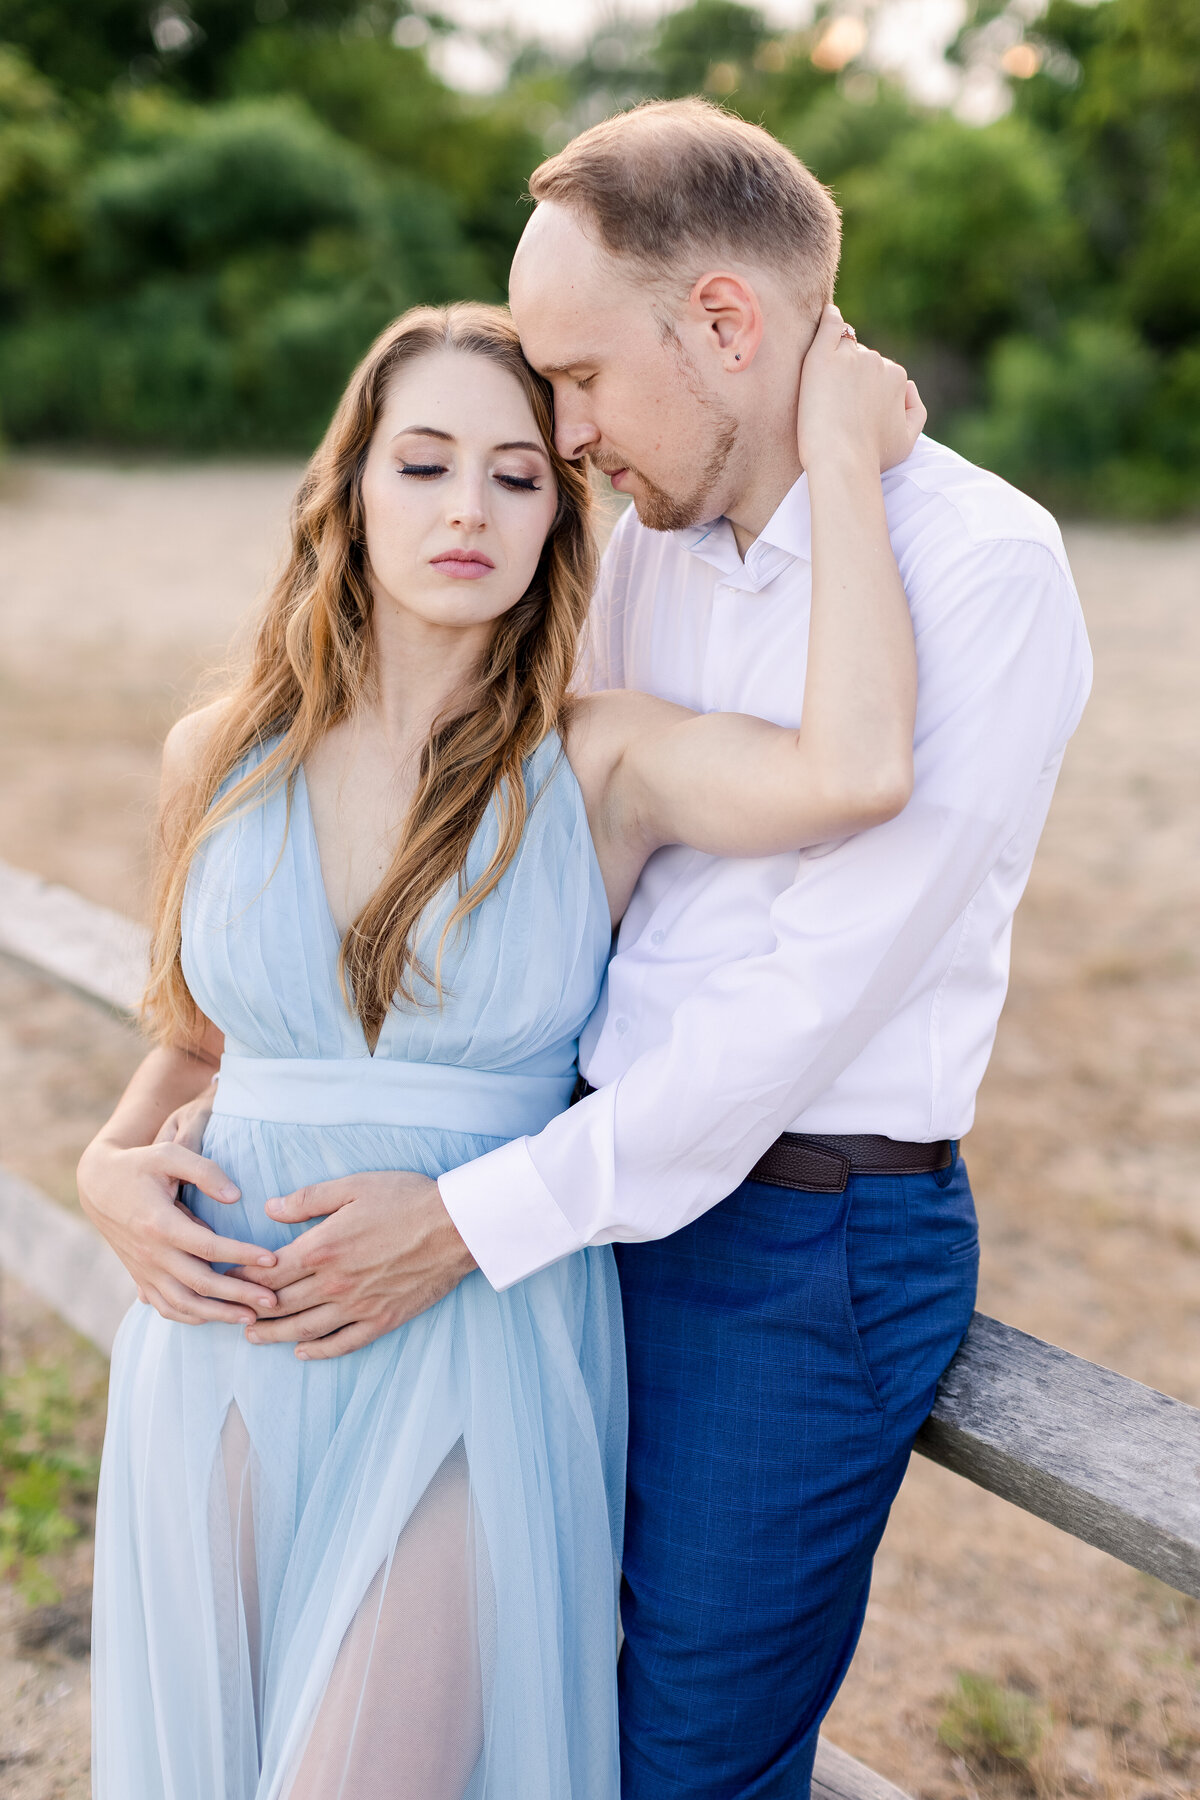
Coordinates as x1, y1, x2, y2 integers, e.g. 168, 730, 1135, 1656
614, 1151, 979, 1799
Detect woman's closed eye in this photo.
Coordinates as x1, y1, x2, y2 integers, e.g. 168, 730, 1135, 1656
399, 462, 540, 492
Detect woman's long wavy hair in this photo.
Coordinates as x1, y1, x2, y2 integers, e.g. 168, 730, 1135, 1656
145, 303, 597, 1048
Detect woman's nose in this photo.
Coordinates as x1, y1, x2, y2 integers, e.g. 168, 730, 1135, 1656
446, 476, 487, 531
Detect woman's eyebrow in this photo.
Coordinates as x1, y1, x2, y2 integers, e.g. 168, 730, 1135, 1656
392, 428, 544, 456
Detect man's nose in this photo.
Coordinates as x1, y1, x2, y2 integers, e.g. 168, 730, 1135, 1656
554, 407, 600, 462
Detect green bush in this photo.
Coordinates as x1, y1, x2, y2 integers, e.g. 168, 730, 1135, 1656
950, 320, 1199, 517
0, 43, 82, 309
0, 0, 1196, 508
0, 93, 491, 448
0, 0, 392, 98
226, 29, 543, 289
651, 0, 773, 95
81, 97, 377, 276
781, 85, 917, 187
836, 114, 1083, 360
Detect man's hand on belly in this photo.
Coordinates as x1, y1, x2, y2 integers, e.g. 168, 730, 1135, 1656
230, 1172, 478, 1357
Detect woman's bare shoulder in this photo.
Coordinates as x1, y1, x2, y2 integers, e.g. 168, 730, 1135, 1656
160, 698, 234, 799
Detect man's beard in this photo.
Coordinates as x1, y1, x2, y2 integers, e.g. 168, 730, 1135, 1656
592, 407, 739, 534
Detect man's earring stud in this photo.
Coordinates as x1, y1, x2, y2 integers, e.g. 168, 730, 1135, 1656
734, 353, 741, 361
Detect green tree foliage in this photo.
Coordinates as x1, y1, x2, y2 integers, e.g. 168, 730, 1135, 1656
0, 0, 409, 97
0, 87, 489, 447
949, 0, 1200, 511
953, 320, 1167, 509
0, 0, 1196, 512
837, 115, 1083, 358
1039, 0, 1200, 348
0, 0, 166, 95
0, 45, 80, 309
227, 29, 542, 284
0, 13, 525, 448
779, 85, 915, 187
513, 2, 832, 129
651, 0, 772, 94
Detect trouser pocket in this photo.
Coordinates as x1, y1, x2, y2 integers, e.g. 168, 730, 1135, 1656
842, 1157, 979, 1416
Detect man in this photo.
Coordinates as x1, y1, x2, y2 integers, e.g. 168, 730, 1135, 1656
84, 100, 1091, 1798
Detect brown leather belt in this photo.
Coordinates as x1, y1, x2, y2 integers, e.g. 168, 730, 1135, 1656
746, 1132, 953, 1193
572, 1078, 952, 1195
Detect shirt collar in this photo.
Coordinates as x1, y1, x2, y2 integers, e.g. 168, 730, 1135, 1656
674, 472, 812, 594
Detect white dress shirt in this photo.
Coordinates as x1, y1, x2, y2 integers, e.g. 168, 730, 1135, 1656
440, 436, 1093, 1290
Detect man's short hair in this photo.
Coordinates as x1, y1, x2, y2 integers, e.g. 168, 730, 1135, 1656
528, 97, 841, 323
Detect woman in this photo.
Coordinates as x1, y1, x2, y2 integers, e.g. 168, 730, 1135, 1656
80, 300, 921, 1798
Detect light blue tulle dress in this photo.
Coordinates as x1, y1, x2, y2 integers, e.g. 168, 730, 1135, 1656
93, 734, 625, 1800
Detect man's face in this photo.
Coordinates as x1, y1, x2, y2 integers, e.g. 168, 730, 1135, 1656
509, 203, 738, 531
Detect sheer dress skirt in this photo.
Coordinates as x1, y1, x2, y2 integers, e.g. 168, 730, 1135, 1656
92, 1112, 626, 1800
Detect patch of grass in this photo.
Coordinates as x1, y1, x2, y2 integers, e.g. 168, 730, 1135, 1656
0, 1361, 100, 1605
938, 1671, 1051, 1777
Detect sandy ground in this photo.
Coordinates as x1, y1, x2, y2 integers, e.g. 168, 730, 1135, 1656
0, 458, 1197, 1798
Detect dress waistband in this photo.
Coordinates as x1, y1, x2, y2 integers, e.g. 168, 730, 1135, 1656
212, 1054, 575, 1139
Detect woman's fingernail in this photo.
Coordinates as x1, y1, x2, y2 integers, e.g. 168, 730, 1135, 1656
295, 1349, 310, 1361
266, 1198, 283, 1216
257, 1255, 277, 1267
245, 1329, 260, 1342
220, 1184, 240, 1201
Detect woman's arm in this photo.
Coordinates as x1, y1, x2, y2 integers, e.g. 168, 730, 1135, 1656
76, 708, 281, 1324
91, 1034, 218, 1155
570, 305, 922, 919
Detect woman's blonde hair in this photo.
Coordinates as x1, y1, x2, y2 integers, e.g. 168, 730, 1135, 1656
145, 302, 596, 1048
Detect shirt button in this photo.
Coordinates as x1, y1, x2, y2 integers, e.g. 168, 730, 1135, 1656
650, 930, 666, 946
614, 1017, 630, 1036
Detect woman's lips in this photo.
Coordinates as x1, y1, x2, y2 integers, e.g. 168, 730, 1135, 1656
431, 551, 495, 580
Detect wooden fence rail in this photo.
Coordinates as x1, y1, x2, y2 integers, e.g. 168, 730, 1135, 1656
0, 1162, 135, 1351
0, 858, 148, 1016
919, 1313, 1200, 1602
3, 856, 1198, 1800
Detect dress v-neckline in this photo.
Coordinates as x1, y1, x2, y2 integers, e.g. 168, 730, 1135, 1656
294, 762, 391, 1060
291, 736, 595, 1062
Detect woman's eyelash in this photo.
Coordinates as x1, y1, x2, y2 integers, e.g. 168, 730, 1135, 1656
399, 463, 539, 491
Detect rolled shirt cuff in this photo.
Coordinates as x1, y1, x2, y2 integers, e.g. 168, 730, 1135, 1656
438, 1135, 584, 1291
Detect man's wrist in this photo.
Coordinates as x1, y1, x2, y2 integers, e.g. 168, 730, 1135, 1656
438, 1140, 584, 1291
434, 1185, 478, 1279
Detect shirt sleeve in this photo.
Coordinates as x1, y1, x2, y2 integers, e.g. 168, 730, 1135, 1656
439, 534, 1092, 1289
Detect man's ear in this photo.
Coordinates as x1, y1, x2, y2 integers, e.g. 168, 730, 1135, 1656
687, 270, 764, 373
